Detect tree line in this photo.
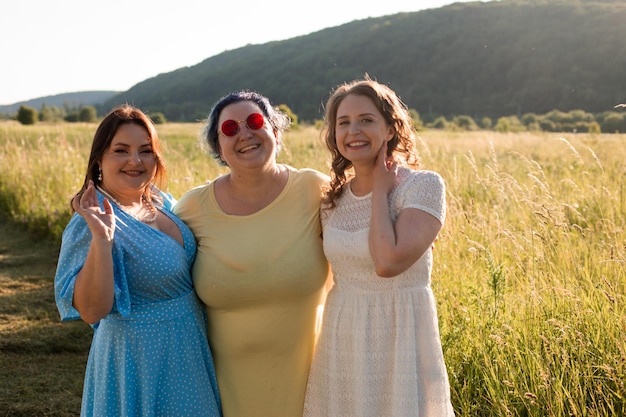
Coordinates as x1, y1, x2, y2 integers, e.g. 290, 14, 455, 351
8, 102, 626, 134
10, 104, 166, 125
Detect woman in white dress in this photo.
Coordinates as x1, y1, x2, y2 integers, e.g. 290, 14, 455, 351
303, 76, 455, 416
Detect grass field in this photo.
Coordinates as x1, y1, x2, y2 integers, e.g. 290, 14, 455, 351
0, 121, 624, 416
0, 218, 90, 416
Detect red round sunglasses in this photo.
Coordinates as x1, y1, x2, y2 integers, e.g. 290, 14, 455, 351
220, 113, 265, 137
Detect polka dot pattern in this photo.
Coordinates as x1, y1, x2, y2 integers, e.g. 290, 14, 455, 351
55, 192, 222, 416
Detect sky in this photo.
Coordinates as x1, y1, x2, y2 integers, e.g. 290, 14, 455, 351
0, 0, 480, 105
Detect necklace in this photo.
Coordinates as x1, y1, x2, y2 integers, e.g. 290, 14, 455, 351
97, 186, 158, 224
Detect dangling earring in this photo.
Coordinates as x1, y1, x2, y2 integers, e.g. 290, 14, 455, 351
98, 167, 103, 181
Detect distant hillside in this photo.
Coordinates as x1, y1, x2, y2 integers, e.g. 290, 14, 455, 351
6, 0, 625, 123
1, 91, 118, 114
97, 0, 625, 123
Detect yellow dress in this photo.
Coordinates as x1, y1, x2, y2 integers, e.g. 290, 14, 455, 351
174, 166, 330, 417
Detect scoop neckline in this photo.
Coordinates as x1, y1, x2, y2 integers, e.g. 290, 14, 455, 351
347, 180, 372, 200
211, 165, 294, 217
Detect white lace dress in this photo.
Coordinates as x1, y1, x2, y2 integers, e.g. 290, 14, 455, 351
303, 167, 455, 417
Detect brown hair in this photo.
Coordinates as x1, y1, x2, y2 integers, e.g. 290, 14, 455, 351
321, 75, 419, 208
72, 104, 167, 211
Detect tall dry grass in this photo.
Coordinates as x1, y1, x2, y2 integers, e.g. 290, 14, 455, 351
0, 122, 624, 416
421, 131, 625, 416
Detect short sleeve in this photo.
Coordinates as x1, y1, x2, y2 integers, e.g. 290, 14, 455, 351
161, 191, 177, 210
393, 169, 446, 225
54, 212, 131, 323
172, 184, 206, 224
54, 214, 92, 321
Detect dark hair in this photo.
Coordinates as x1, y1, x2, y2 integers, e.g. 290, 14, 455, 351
73, 104, 167, 210
201, 91, 291, 166
321, 76, 419, 208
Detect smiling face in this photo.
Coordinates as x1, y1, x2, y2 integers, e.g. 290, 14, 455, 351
99, 122, 157, 201
216, 100, 278, 171
334, 93, 395, 167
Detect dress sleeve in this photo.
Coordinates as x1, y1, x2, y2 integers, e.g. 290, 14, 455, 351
54, 213, 131, 323
394, 170, 446, 225
172, 185, 204, 221
297, 167, 330, 230
160, 191, 177, 210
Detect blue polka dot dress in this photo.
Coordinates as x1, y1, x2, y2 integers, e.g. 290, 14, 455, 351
55, 191, 222, 417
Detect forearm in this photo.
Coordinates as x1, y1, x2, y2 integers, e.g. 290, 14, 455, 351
368, 191, 402, 277
73, 237, 115, 324
369, 194, 442, 278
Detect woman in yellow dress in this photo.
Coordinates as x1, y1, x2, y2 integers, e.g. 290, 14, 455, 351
174, 91, 330, 417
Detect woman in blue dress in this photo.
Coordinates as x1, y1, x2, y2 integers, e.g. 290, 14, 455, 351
54, 104, 222, 417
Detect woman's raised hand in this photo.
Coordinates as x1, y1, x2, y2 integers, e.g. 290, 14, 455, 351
372, 141, 397, 196
72, 180, 115, 242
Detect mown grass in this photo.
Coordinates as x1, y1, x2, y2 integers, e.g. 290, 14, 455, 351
0, 217, 90, 416
0, 121, 624, 416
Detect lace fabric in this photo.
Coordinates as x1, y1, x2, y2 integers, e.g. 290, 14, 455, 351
304, 168, 455, 417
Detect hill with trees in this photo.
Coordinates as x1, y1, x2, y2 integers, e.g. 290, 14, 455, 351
1, 91, 118, 114
98, 0, 625, 124
3, 0, 625, 130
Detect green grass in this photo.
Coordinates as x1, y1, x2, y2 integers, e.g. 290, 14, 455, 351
0, 121, 624, 416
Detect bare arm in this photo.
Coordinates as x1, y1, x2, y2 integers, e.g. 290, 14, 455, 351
71, 180, 115, 324
368, 145, 442, 277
